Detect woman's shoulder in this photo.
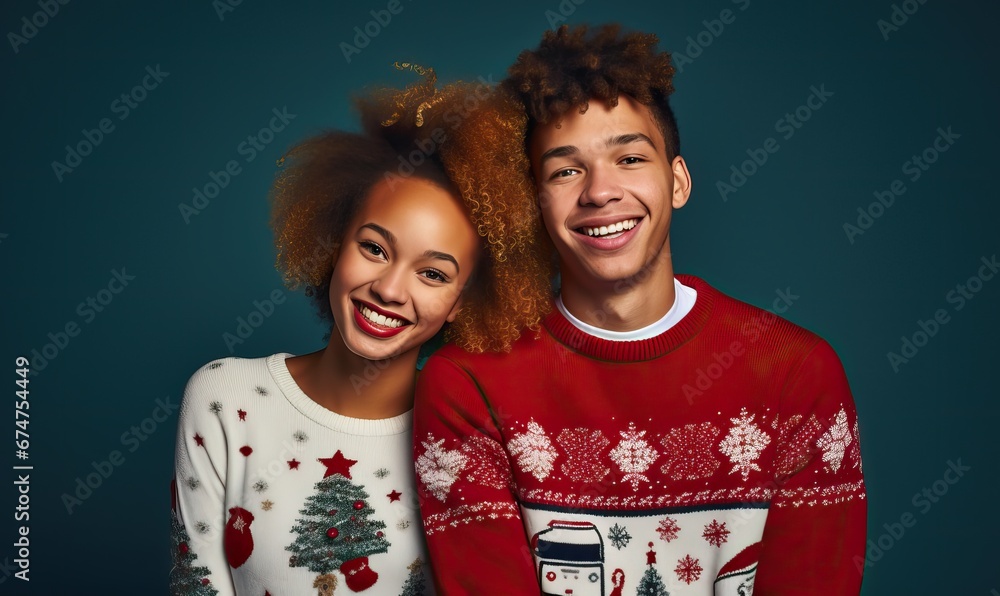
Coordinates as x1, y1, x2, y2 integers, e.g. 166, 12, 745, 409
180, 353, 290, 409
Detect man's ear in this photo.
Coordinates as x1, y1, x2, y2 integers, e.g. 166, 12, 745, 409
670, 155, 693, 209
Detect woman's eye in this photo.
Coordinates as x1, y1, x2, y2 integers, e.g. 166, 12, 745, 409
421, 269, 448, 282
360, 241, 385, 258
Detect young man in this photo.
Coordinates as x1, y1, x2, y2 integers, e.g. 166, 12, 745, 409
414, 24, 866, 595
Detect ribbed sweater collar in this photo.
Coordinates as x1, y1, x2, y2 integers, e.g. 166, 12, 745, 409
542, 274, 715, 362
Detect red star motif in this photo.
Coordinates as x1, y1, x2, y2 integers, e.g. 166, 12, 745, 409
318, 450, 357, 479
387, 490, 402, 502
288, 459, 300, 470
237, 409, 247, 421
193, 433, 204, 447
239, 445, 253, 457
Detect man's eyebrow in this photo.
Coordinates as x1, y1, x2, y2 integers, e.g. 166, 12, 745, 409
538, 145, 580, 166
360, 223, 396, 245
607, 133, 657, 151
423, 250, 460, 273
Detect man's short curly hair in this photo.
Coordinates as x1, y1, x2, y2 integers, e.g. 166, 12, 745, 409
269, 72, 553, 353
502, 23, 680, 158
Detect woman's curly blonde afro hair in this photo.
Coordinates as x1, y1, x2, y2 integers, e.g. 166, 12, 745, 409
502, 23, 681, 158
270, 66, 553, 353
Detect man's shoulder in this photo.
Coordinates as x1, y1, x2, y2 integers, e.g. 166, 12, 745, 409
686, 275, 825, 356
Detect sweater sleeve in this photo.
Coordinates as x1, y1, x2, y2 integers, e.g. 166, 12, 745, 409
170, 365, 236, 596
755, 339, 867, 595
413, 355, 540, 594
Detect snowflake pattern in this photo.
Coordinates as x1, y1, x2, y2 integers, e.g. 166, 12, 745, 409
702, 519, 730, 547
659, 422, 720, 480
254, 385, 268, 396
719, 408, 771, 480
675, 554, 703, 584
507, 420, 558, 481
816, 408, 851, 473
397, 519, 411, 531
774, 414, 824, 477
416, 436, 468, 502
609, 422, 659, 491
374, 467, 390, 479
462, 435, 514, 489
849, 418, 862, 472
608, 523, 631, 550
292, 430, 308, 443
261, 500, 273, 511
656, 516, 680, 542
253, 480, 268, 493
557, 428, 611, 483
195, 521, 210, 534
209, 401, 223, 414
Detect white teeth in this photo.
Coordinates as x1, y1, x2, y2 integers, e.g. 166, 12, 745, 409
361, 305, 404, 328
584, 218, 637, 237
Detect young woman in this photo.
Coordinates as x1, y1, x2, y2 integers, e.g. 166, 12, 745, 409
169, 71, 552, 595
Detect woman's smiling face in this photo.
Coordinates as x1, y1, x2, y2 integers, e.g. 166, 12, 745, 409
328, 175, 480, 362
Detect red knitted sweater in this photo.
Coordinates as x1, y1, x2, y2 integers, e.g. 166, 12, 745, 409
414, 275, 866, 595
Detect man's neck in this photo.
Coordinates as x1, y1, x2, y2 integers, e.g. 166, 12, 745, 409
559, 263, 676, 332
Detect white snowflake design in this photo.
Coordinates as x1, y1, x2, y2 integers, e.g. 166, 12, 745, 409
675, 554, 703, 584
507, 420, 558, 482
774, 414, 824, 477
656, 516, 680, 542
609, 422, 659, 491
416, 436, 468, 502
702, 519, 730, 548
816, 408, 852, 473
719, 408, 771, 480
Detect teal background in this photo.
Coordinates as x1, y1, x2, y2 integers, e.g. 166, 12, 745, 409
1, 0, 997, 593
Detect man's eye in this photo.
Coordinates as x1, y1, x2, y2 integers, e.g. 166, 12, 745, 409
360, 241, 385, 257
552, 168, 580, 179
621, 156, 644, 165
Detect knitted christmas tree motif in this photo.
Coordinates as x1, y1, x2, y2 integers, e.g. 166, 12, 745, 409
636, 543, 669, 596
399, 557, 427, 596
170, 514, 218, 596
286, 473, 390, 592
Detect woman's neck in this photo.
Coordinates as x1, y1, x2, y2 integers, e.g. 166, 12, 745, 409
285, 336, 419, 420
